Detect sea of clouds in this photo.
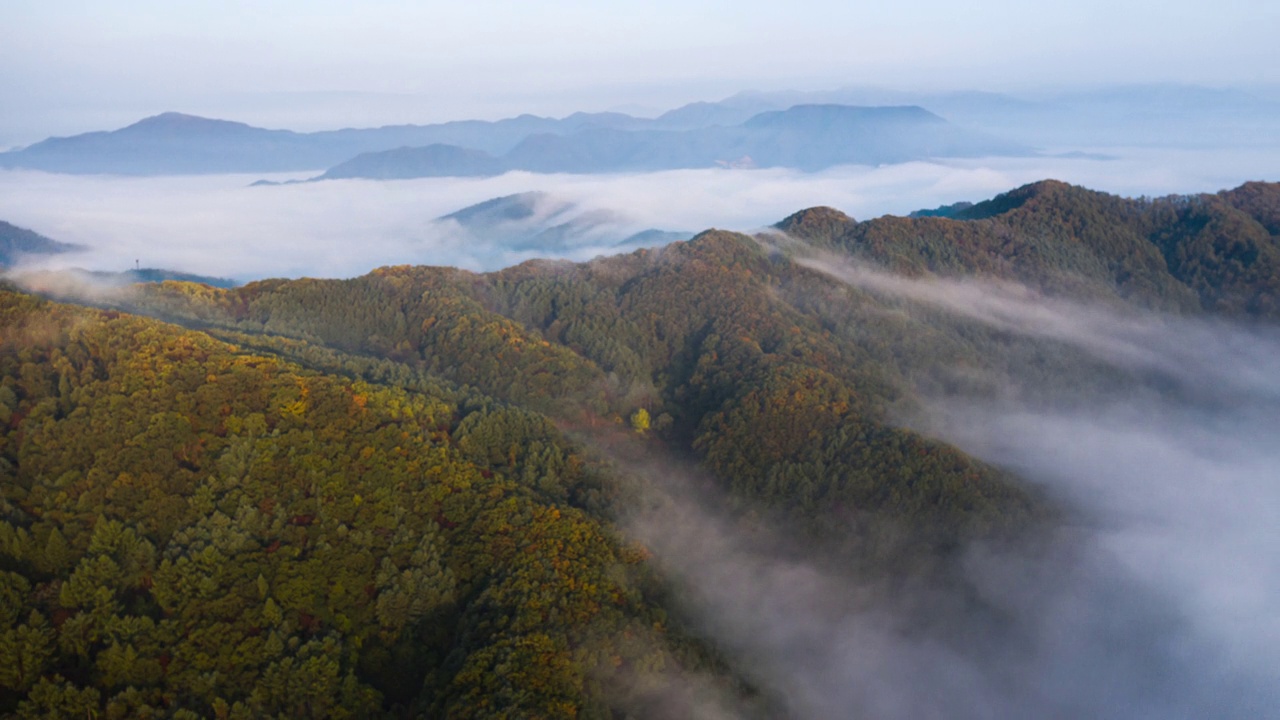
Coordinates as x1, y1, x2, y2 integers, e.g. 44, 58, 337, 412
2, 145, 1277, 282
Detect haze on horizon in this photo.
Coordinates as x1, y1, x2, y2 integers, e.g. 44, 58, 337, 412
3, 0, 1278, 147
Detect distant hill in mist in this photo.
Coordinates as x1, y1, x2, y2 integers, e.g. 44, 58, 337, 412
91, 267, 238, 288
435, 191, 689, 253
1, 219, 235, 287
0, 221, 83, 267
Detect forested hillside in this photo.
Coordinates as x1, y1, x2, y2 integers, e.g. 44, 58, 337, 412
4, 179, 1277, 717
778, 180, 1280, 317
0, 289, 796, 718
123, 231, 1046, 549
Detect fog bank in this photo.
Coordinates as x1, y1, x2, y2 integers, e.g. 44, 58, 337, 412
1, 145, 1276, 281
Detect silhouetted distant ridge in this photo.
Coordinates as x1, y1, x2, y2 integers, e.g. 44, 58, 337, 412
0, 111, 316, 174
0, 103, 1028, 177
121, 112, 261, 134
321, 144, 503, 179
6, 82, 1280, 176
0, 110, 649, 175
305, 104, 1024, 179
0, 221, 83, 267
742, 104, 942, 129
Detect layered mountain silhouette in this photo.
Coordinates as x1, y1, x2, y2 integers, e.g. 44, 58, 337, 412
651, 84, 1280, 148
6, 83, 1272, 178
321, 104, 1021, 179
1, 104, 1025, 177
0, 111, 651, 175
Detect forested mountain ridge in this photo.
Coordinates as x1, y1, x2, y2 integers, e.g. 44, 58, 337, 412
777, 179, 1280, 317
0, 288, 764, 718
4, 178, 1277, 717
75, 223, 1058, 552
0, 252, 1043, 716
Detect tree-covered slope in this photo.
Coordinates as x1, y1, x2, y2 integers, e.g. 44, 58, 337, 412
0, 289, 749, 719
117, 229, 1047, 560
777, 180, 1280, 317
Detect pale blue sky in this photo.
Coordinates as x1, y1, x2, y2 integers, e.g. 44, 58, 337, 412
3, 0, 1277, 145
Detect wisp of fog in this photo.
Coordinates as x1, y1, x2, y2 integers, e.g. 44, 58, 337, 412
621, 255, 1280, 719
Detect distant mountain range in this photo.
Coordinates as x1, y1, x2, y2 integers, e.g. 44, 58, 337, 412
658, 84, 1280, 149
1, 103, 1024, 178
0, 110, 655, 175
4, 83, 1276, 179
318, 105, 1022, 180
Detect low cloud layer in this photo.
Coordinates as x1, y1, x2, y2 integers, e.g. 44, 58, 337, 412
792, 252, 1280, 402
1, 145, 1277, 282
621, 261, 1280, 718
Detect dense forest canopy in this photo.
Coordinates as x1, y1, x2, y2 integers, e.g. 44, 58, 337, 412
2, 179, 1278, 717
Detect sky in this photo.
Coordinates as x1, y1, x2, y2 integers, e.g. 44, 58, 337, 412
4, 0, 1279, 146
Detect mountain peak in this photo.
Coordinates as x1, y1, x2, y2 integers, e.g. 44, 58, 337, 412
744, 104, 945, 129
774, 206, 856, 243
121, 112, 258, 134
440, 191, 556, 225
949, 179, 1087, 220
132, 111, 220, 125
